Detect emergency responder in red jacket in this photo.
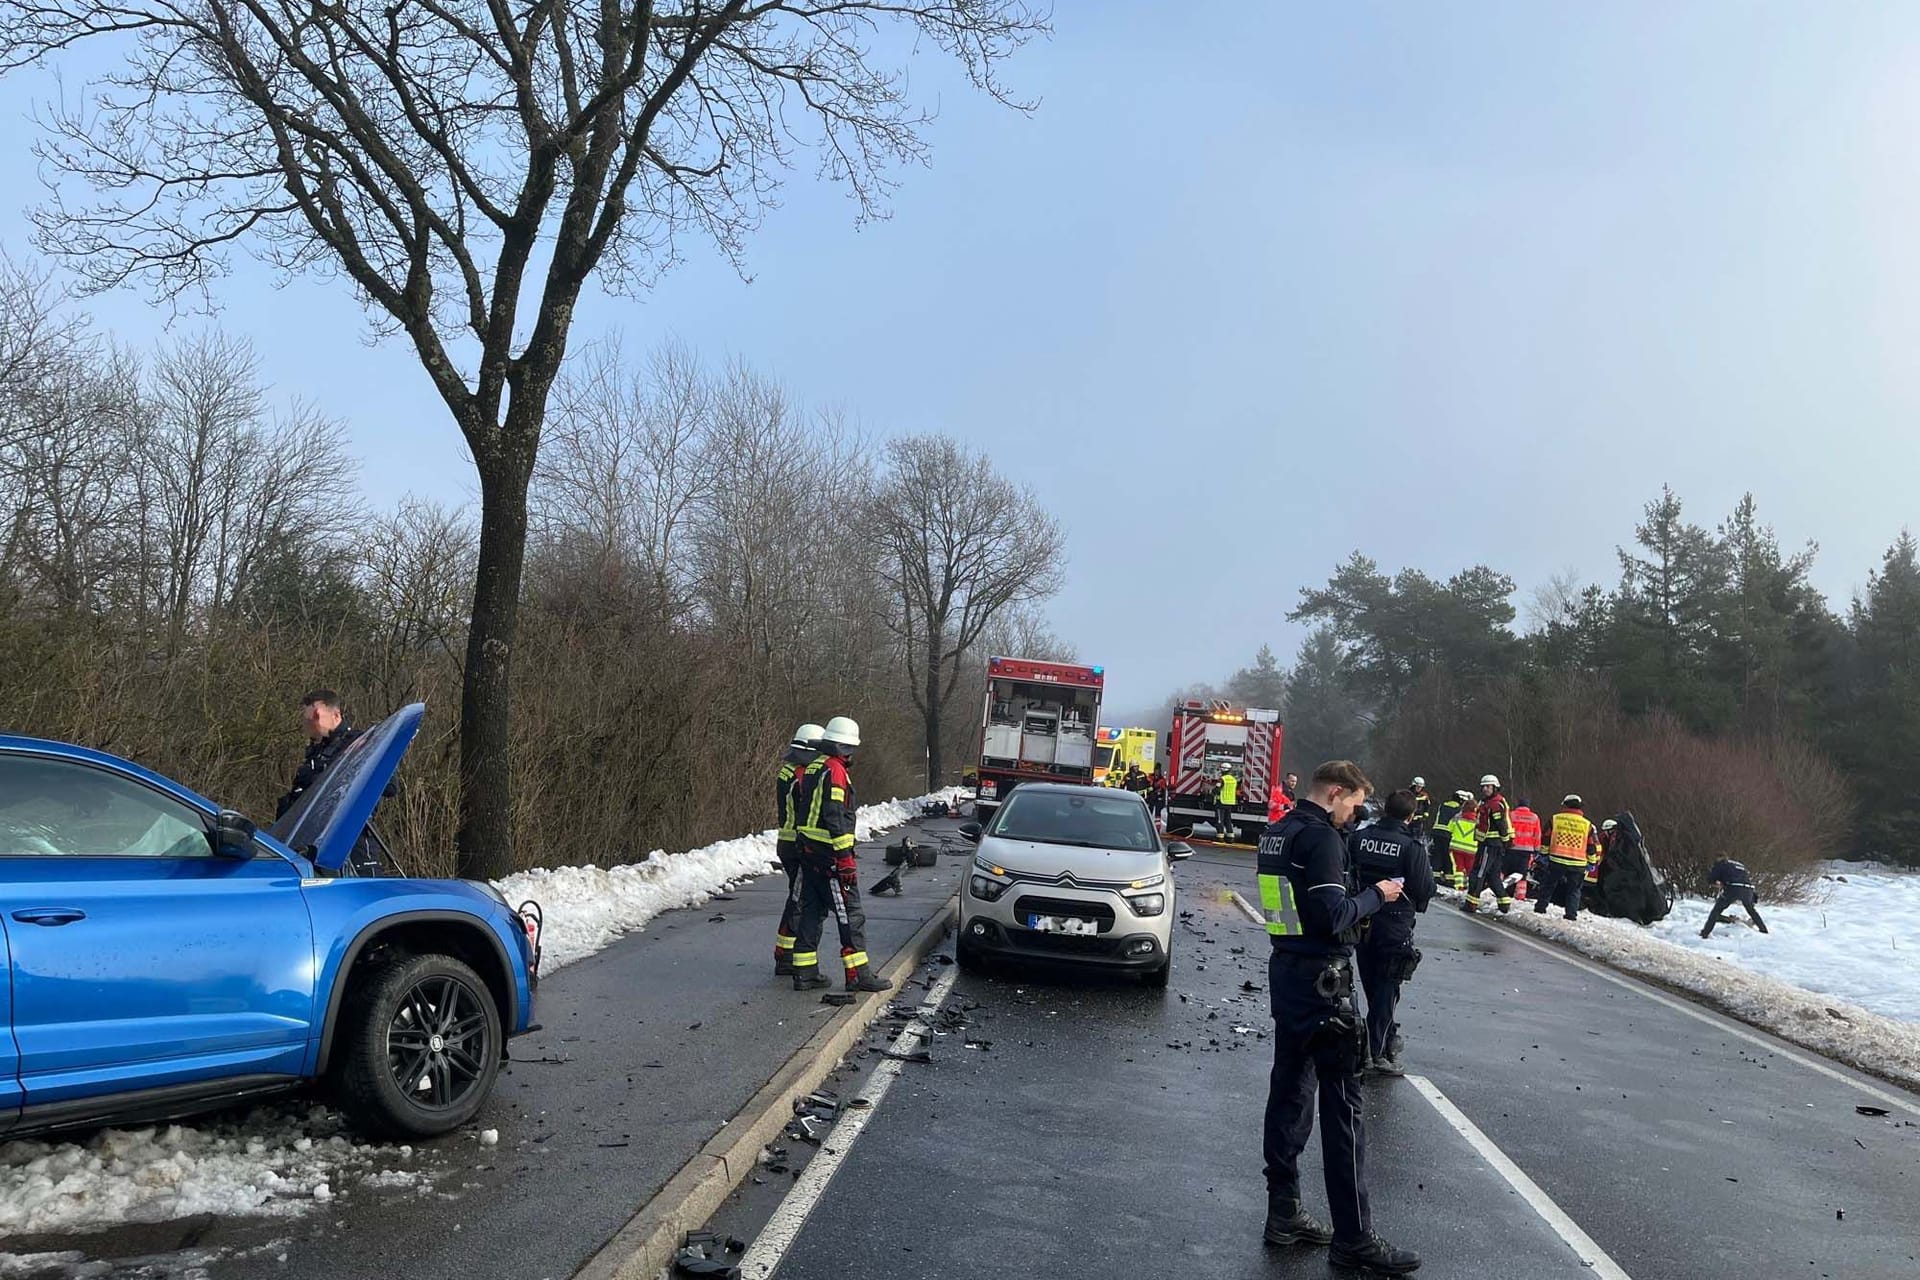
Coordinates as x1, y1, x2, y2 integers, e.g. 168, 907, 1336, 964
1507, 799, 1543, 904
773, 723, 825, 975
791, 716, 892, 994
1464, 774, 1513, 913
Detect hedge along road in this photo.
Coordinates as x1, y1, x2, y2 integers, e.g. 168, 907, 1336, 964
702, 851, 1920, 1280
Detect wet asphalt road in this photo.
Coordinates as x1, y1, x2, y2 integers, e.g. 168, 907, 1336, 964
6, 820, 969, 1279
720, 851, 1920, 1280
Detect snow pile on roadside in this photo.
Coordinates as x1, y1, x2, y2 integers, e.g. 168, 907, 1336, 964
1643, 862, 1920, 1024
0, 1106, 428, 1239
495, 787, 962, 972
1492, 900, 1920, 1093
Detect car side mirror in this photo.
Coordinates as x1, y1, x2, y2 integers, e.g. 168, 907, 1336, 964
210, 809, 257, 860
959, 822, 983, 843
1166, 842, 1195, 861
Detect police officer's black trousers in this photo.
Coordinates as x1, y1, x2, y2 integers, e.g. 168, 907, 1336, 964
1702, 886, 1766, 936
1264, 951, 1371, 1243
1355, 935, 1408, 1063
1534, 861, 1585, 920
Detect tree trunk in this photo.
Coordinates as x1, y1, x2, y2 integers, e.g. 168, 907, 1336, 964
923, 629, 944, 790
456, 450, 532, 880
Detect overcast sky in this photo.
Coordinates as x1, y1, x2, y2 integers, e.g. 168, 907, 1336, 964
5, 2, 1920, 715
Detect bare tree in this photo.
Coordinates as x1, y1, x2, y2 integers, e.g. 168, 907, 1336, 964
871, 433, 1062, 789
0, 0, 1046, 877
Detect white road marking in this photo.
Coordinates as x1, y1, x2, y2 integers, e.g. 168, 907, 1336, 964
1453, 905, 1920, 1118
1407, 1074, 1634, 1280
1227, 889, 1264, 927
738, 966, 960, 1279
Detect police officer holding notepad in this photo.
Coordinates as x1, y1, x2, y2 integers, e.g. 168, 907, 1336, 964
1256, 760, 1421, 1275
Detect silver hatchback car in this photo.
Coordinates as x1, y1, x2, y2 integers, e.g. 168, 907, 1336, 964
956, 783, 1194, 987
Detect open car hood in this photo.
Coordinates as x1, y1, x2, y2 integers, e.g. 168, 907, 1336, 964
268, 703, 422, 872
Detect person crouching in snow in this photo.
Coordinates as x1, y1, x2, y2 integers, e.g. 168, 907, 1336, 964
1700, 858, 1769, 938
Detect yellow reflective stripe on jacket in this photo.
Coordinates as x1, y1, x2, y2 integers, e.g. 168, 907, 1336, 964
777, 761, 799, 840
1257, 873, 1303, 936
1448, 818, 1480, 853
796, 758, 857, 850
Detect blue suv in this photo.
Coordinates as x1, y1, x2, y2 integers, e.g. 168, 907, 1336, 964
0, 704, 539, 1139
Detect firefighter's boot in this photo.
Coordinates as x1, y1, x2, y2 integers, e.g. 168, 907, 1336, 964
845, 961, 892, 994
775, 934, 797, 976
791, 953, 831, 991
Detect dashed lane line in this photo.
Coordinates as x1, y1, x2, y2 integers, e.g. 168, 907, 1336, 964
1408, 1074, 1634, 1280
737, 966, 961, 1279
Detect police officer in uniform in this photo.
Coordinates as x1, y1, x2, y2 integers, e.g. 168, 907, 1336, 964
1257, 760, 1420, 1275
1352, 789, 1435, 1076
1701, 858, 1769, 938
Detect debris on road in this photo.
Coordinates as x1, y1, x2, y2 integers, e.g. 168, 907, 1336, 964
1855, 1105, 1890, 1117
674, 1230, 746, 1278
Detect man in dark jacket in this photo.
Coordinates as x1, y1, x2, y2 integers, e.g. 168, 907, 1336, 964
1351, 790, 1435, 1077
1256, 760, 1418, 1275
1701, 859, 1769, 938
277, 689, 361, 819
774, 723, 825, 975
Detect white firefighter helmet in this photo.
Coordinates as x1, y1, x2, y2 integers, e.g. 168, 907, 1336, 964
1454, 789, 1472, 801
822, 716, 862, 749
1480, 774, 1500, 789
1411, 776, 1426, 788
1563, 793, 1583, 807
1601, 818, 1618, 831
792, 722, 826, 748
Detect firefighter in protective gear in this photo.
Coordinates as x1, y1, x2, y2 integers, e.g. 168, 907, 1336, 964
1255, 761, 1419, 1273
791, 716, 892, 994
1507, 798, 1543, 905
1589, 818, 1616, 886
774, 723, 826, 974
1409, 778, 1434, 828
1429, 789, 1465, 875
1446, 801, 1481, 892
1536, 795, 1599, 921
1351, 789, 1435, 1076
1464, 774, 1512, 913
1215, 767, 1240, 842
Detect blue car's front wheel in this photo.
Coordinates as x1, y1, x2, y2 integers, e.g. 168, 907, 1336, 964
336, 953, 503, 1137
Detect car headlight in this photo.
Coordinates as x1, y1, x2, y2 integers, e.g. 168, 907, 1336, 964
970, 873, 1012, 903
1125, 892, 1166, 917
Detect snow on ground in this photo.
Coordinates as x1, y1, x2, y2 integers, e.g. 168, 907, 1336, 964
494, 787, 962, 971
0, 789, 960, 1242
1645, 862, 1920, 1024
0, 1104, 434, 1240
1459, 880, 1920, 1093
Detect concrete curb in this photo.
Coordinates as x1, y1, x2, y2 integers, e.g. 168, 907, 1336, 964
572, 894, 958, 1280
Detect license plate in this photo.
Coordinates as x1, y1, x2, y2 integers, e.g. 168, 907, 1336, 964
1027, 914, 1098, 936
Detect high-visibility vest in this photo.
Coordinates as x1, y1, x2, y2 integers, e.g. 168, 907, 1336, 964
1447, 816, 1480, 854
1218, 773, 1239, 806
1509, 807, 1542, 852
1548, 811, 1595, 866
